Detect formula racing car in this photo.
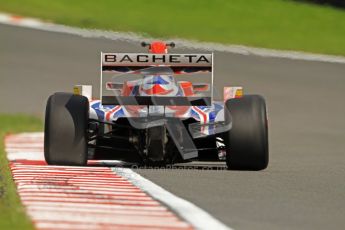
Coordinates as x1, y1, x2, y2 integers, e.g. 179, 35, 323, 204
44, 41, 269, 170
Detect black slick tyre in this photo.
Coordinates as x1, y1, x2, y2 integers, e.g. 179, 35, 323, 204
44, 92, 89, 166
223, 95, 269, 170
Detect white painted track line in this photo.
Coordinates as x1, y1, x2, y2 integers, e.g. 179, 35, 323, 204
114, 168, 231, 230
5, 133, 231, 230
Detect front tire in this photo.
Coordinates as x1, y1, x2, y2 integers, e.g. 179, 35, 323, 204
223, 95, 269, 170
44, 92, 89, 166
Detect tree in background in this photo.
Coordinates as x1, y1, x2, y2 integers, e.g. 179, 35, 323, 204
297, 0, 345, 8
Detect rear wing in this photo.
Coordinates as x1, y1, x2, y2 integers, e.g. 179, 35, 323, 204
100, 53, 214, 106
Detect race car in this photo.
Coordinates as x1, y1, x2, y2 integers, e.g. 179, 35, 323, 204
44, 41, 269, 170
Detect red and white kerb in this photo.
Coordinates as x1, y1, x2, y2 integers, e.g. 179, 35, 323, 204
5, 133, 192, 230
5, 133, 230, 230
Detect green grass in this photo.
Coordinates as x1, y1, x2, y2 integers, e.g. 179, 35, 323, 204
0, 114, 42, 229
0, 0, 345, 55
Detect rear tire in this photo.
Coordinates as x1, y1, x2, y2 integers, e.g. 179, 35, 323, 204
44, 92, 89, 166
223, 95, 269, 170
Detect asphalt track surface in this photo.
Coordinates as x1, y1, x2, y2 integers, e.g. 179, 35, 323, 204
1, 24, 345, 230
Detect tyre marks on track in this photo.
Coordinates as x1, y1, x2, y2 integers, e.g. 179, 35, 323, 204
5, 133, 192, 230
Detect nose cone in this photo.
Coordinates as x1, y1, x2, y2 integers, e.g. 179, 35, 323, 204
142, 84, 173, 95
140, 75, 178, 96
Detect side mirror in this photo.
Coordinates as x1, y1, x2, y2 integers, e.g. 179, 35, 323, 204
167, 42, 175, 48
141, 41, 150, 47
